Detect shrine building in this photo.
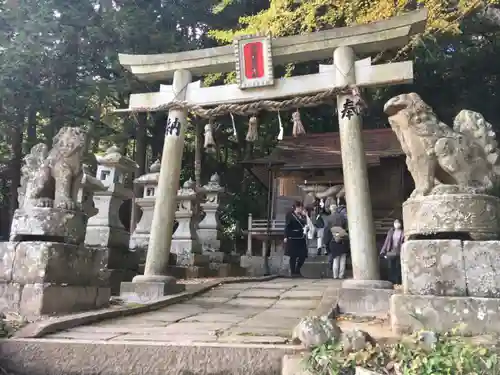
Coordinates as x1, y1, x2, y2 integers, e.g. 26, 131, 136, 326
244, 128, 413, 244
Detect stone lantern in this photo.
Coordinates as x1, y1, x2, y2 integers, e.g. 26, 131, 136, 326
198, 173, 225, 253
129, 159, 160, 263
171, 178, 202, 265
85, 145, 139, 295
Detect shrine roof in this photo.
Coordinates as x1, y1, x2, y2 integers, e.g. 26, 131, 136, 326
243, 128, 403, 170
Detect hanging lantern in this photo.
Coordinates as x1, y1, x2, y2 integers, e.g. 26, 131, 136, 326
292, 110, 306, 137
204, 121, 216, 153
246, 115, 258, 142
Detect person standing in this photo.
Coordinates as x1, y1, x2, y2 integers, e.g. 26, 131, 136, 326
379, 219, 404, 284
284, 201, 308, 278
314, 199, 328, 255
324, 199, 349, 279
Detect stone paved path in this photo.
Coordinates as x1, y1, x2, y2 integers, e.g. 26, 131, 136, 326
44, 278, 341, 344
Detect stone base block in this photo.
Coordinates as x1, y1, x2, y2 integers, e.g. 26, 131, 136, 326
463, 240, 500, 297
338, 287, 397, 316
166, 265, 208, 279
85, 226, 130, 249
170, 240, 201, 266
120, 281, 186, 302
100, 269, 137, 296
0, 241, 105, 285
403, 194, 500, 240
204, 251, 225, 263
240, 255, 331, 278
402, 240, 500, 298
97, 246, 139, 271
10, 207, 87, 245
240, 255, 289, 276
300, 259, 332, 279
129, 233, 149, 255
207, 263, 247, 278
402, 240, 467, 296
0, 282, 110, 318
391, 293, 500, 335
187, 254, 210, 266
341, 279, 392, 289
224, 253, 241, 265
199, 238, 221, 253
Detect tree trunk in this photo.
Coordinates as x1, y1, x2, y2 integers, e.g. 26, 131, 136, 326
25, 105, 37, 154
194, 121, 202, 187
130, 113, 147, 233
9, 110, 25, 227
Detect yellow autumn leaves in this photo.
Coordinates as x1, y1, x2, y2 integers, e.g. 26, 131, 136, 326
210, 0, 500, 47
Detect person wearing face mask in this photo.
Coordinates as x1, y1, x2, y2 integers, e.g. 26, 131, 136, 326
380, 219, 404, 284
284, 201, 308, 277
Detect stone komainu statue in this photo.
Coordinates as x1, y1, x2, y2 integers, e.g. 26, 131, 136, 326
23, 127, 87, 210
384, 92, 500, 197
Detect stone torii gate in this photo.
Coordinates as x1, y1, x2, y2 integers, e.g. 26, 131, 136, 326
117, 10, 427, 298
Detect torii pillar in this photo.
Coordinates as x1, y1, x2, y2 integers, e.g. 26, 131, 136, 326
121, 70, 190, 300
334, 46, 390, 289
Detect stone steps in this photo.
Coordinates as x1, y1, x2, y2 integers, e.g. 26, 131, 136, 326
0, 278, 338, 375
0, 339, 301, 375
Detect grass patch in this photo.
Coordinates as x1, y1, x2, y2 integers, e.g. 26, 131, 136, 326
307, 329, 500, 375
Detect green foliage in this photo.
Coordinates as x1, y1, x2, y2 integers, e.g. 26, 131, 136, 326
308, 331, 500, 375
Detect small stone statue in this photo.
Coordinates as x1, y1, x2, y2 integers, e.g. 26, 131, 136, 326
24, 127, 87, 210
384, 93, 500, 197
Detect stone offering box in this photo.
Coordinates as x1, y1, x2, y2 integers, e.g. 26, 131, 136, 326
0, 207, 109, 318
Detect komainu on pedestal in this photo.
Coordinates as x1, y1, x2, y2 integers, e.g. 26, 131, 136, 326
384, 92, 500, 239
0, 127, 110, 318
385, 93, 500, 335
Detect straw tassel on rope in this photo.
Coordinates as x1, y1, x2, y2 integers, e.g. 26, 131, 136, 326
246, 115, 258, 142
277, 111, 284, 141
292, 110, 306, 137
229, 113, 238, 142
204, 120, 216, 153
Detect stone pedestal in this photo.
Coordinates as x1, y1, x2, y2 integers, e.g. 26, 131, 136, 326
129, 160, 161, 264
403, 194, 500, 240
0, 208, 110, 318
85, 146, 139, 295
171, 179, 202, 266
198, 173, 225, 253
391, 197, 500, 334
10, 207, 87, 245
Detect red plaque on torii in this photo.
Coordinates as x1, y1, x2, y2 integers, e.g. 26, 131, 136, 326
234, 34, 274, 89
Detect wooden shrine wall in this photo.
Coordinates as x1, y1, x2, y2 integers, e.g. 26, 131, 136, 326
275, 156, 409, 219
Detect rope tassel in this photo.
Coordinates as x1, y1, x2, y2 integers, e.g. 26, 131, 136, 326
277, 111, 284, 141
229, 113, 238, 142
204, 121, 216, 153
246, 115, 258, 142
292, 110, 306, 137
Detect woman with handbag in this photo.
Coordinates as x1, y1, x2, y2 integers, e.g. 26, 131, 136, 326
284, 201, 308, 278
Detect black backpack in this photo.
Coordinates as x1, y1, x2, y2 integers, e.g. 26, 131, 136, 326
314, 214, 325, 229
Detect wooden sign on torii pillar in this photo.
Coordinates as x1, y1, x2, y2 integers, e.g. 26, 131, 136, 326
117, 10, 427, 298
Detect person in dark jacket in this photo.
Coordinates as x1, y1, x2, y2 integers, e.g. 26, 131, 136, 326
284, 201, 308, 277
325, 200, 349, 279
380, 219, 404, 284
